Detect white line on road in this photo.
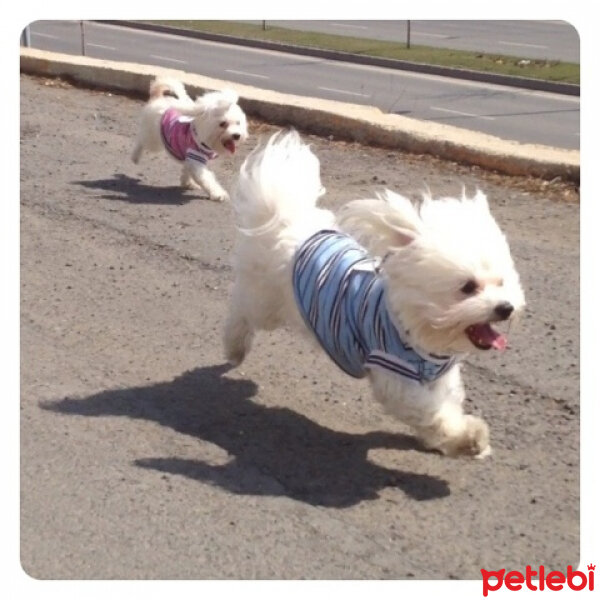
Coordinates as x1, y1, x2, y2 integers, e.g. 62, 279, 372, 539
332, 23, 369, 30
430, 106, 496, 121
149, 54, 187, 64
318, 86, 371, 98
32, 32, 59, 39
499, 41, 548, 50
86, 43, 116, 50
225, 69, 269, 79
412, 32, 451, 39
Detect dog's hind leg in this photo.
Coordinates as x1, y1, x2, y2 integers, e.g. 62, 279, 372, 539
224, 311, 254, 366
180, 163, 197, 189
223, 284, 255, 366
131, 142, 143, 164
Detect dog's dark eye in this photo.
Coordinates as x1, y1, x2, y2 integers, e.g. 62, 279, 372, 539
461, 279, 478, 295
219, 121, 227, 128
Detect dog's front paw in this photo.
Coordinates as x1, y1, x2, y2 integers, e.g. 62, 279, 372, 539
210, 190, 229, 203
443, 415, 491, 458
419, 414, 491, 459
180, 177, 199, 190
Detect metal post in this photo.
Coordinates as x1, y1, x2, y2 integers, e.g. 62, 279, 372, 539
406, 20, 411, 49
262, 20, 266, 31
80, 21, 86, 55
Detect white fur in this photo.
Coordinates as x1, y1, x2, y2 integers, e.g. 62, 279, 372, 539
131, 77, 248, 202
224, 131, 526, 458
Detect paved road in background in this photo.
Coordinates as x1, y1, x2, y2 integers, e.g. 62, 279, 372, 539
26, 21, 580, 150
244, 20, 580, 63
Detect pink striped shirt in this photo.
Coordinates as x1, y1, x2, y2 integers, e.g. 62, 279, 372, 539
160, 108, 217, 165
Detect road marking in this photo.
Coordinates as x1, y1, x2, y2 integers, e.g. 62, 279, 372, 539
32, 32, 59, 39
412, 32, 451, 39
150, 54, 187, 64
331, 23, 368, 30
430, 106, 496, 121
225, 69, 269, 80
499, 41, 548, 50
86, 43, 116, 50
318, 86, 371, 98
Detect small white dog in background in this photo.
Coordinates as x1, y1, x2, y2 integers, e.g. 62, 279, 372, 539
131, 77, 248, 201
224, 130, 526, 459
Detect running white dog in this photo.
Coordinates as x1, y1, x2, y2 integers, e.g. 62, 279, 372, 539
131, 77, 248, 201
224, 131, 525, 458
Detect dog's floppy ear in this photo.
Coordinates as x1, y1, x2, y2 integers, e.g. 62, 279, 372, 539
338, 191, 420, 256
196, 88, 240, 113
380, 219, 416, 248
220, 88, 239, 105
379, 190, 422, 246
212, 89, 239, 111
211, 90, 240, 112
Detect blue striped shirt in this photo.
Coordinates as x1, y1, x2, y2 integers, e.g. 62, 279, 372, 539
292, 230, 455, 383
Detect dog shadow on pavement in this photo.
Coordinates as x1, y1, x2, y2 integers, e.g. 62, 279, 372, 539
41, 364, 450, 507
72, 173, 203, 205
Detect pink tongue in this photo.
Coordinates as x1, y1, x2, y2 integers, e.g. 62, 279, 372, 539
471, 324, 508, 350
224, 140, 236, 154
491, 334, 507, 351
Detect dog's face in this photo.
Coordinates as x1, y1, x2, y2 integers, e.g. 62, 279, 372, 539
193, 89, 248, 155
340, 190, 526, 356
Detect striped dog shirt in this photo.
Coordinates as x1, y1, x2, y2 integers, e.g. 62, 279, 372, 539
160, 108, 217, 165
292, 230, 455, 383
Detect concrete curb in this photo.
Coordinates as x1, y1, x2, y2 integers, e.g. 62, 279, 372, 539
20, 48, 579, 183
98, 20, 580, 97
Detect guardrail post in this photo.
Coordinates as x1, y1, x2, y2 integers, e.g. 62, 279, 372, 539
80, 21, 86, 55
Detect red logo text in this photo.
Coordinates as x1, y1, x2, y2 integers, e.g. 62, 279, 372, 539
481, 564, 595, 596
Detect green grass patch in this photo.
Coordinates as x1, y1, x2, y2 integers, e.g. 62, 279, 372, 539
145, 20, 579, 85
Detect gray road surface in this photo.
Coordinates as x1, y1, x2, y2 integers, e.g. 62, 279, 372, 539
25, 21, 580, 150
20, 75, 579, 579
245, 20, 580, 63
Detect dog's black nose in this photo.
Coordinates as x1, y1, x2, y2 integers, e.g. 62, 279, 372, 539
495, 302, 514, 320
232, 133, 241, 141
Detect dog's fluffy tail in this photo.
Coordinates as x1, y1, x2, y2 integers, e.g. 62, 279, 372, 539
149, 77, 191, 102
232, 130, 333, 237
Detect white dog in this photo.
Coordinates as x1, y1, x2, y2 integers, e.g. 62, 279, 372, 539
224, 131, 525, 458
131, 77, 248, 201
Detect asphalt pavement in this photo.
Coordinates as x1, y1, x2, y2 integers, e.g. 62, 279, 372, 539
20, 74, 579, 580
